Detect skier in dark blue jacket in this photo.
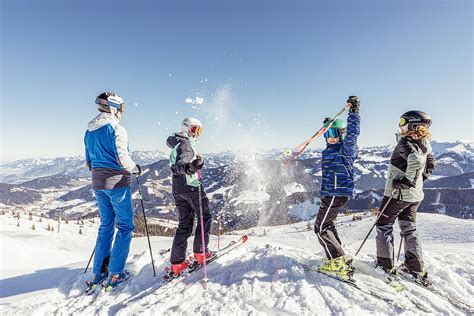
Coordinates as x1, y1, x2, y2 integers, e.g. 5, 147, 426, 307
314, 96, 360, 280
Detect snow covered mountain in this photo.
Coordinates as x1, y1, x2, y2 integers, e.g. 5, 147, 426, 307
0, 141, 472, 226
0, 211, 473, 314
0, 150, 168, 184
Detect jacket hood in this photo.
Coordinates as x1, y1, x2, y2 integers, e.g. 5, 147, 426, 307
398, 134, 431, 155
166, 133, 188, 149
412, 137, 430, 154
87, 112, 119, 132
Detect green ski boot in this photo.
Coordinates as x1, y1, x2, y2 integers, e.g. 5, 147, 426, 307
319, 256, 355, 281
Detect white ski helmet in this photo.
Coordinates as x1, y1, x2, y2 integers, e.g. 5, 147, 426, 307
95, 92, 124, 114
181, 117, 203, 138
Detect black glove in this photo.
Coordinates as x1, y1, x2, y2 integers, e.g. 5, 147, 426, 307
392, 177, 415, 190
185, 156, 204, 175
132, 164, 142, 176
347, 96, 360, 113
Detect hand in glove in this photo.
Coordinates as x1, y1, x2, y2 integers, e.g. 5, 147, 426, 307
392, 177, 415, 190
347, 96, 360, 113
132, 164, 142, 176
186, 156, 204, 175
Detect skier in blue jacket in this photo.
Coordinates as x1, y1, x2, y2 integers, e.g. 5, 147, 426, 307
314, 96, 360, 279
84, 92, 141, 291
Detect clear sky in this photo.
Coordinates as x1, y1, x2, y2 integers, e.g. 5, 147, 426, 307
1, 0, 472, 162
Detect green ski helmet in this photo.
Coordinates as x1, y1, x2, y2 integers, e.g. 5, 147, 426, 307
323, 118, 347, 140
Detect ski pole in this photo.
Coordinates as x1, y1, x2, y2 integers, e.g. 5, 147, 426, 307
197, 170, 209, 288
217, 214, 221, 250
84, 246, 96, 274
283, 103, 350, 163
355, 190, 397, 256
396, 236, 404, 262
136, 176, 156, 277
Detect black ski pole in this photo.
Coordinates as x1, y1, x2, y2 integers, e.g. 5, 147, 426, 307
84, 246, 96, 274
136, 176, 156, 277
396, 236, 404, 262
355, 190, 397, 256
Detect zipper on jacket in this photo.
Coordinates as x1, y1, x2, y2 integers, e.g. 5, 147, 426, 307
334, 173, 337, 189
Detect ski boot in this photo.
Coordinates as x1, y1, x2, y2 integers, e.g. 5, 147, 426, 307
85, 272, 108, 295
319, 256, 355, 281
398, 263, 432, 286
386, 267, 405, 291
164, 261, 190, 282
104, 270, 132, 292
188, 251, 215, 271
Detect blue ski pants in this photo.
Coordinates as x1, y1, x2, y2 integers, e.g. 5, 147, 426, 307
93, 186, 135, 275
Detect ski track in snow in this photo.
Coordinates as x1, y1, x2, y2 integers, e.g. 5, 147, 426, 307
1, 213, 473, 315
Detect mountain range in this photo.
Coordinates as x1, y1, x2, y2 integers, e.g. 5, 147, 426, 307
0, 140, 472, 228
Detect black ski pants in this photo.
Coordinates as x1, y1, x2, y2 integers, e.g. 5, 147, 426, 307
376, 196, 423, 272
314, 196, 349, 260
170, 190, 212, 264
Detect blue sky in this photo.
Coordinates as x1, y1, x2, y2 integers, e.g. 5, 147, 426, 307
1, 0, 472, 162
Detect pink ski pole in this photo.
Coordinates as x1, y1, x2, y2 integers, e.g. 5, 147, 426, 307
197, 170, 209, 287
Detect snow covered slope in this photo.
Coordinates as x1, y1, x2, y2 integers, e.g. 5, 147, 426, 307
1, 212, 473, 315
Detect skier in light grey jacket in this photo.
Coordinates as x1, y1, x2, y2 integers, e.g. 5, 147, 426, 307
376, 111, 436, 282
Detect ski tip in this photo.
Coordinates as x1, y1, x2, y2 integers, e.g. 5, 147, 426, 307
242, 235, 249, 243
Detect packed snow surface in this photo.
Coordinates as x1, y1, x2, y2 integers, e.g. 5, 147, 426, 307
1, 212, 473, 315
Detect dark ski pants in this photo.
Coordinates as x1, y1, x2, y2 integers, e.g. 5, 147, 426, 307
314, 196, 349, 260
376, 196, 423, 272
170, 190, 212, 264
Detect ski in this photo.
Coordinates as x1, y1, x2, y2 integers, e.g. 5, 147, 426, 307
397, 270, 474, 313
283, 104, 350, 163
303, 264, 413, 311
121, 235, 248, 306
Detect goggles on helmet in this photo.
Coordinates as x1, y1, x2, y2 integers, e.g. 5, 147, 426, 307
324, 128, 341, 139
399, 117, 408, 126
96, 98, 125, 112
188, 125, 203, 137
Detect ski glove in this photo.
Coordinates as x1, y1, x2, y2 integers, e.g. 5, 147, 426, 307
347, 96, 360, 113
131, 164, 142, 176
185, 156, 204, 175
392, 177, 415, 190
422, 153, 436, 181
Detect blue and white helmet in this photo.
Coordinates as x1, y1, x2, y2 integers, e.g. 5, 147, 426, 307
95, 92, 124, 114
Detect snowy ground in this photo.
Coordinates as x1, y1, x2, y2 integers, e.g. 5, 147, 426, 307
1, 212, 473, 315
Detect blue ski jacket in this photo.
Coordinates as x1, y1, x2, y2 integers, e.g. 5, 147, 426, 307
84, 112, 138, 189
320, 112, 360, 197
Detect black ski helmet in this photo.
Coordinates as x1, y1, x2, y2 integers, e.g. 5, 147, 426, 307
399, 110, 432, 130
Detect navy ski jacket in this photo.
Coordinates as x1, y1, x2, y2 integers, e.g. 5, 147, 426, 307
320, 112, 360, 197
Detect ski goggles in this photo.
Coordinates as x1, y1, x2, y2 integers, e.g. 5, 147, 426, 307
399, 117, 408, 126
324, 128, 341, 139
95, 98, 125, 112
188, 125, 203, 137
